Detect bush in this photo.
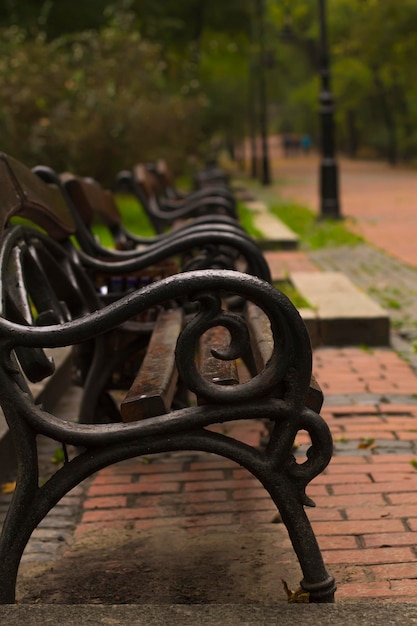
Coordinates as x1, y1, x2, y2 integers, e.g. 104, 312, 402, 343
0, 22, 207, 184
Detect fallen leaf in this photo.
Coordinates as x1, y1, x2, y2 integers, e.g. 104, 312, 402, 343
1, 481, 16, 494
358, 438, 377, 450
282, 579, 310, 603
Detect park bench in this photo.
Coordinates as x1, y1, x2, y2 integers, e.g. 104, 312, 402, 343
193, 160, 231, 190
0, 151, 336, 604
116, 163, 237, 234
145, 158, 236, 209
46, 169, 272, 286
33, 166, 270, 280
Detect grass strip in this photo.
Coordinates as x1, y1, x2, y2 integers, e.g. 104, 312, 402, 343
274, 279, 312, 309
270, 201, 363, 250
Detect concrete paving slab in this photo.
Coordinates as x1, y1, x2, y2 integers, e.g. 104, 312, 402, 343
290, 272, 390, 346
246, 200, 299, 250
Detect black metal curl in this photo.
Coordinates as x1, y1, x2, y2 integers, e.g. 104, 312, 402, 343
186, 292, 250, 363
285, 407, 334, 482
181, 247, 235, 273
175, 290, 289, 404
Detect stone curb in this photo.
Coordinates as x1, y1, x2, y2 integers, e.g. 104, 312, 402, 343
246, 200, 299, 250
291, 271, 390, 347
1, 602, 417, 625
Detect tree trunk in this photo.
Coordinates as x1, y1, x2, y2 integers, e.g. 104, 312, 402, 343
373, 69, 398, 166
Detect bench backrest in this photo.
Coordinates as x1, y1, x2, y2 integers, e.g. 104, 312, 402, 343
144, 160, 178, 200
60, 173, 137, 252
61, 173, 121, 228
0, 153, 76, 241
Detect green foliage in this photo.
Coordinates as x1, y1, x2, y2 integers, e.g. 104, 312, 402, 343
0, 20, 207, 184
199, 32, 250, 147
5, 1, 417, 169
0, 0, 113, 38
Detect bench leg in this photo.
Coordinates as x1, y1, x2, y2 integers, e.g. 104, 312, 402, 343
260, 414, 336, 602
0, 519, 32, 603
267, 482, 336, 602
0, 428, 40, 603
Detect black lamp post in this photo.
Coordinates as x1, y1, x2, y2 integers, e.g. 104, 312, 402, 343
318, 0, 341, 218
248, 59, 259, 179
255, 0, 271, 185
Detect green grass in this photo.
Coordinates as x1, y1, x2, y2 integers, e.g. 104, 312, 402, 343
91, 193, 156, 247
85, 190, 266, 249
236, 201, 264, 239
274, 280, 312, 309
90, 223, 114, 248
368, 287, 403, 310
116, 193, 155, 236
270, 201, 363, 250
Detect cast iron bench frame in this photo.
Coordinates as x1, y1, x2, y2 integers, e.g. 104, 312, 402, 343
115, 163, 237, 234
32, 165, 271, 286
0, 153, 336, 604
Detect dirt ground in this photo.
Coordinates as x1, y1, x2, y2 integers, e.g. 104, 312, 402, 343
17, 527, 302, 604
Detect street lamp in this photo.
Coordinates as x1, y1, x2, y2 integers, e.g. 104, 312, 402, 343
255, 0, 271, 186
318, 0, 341, 218
248, 59, 259, 179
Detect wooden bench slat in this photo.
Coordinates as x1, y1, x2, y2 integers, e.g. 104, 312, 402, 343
197, 325, 239, 405
120, 308, 183, 422
245, 301, 273, 372
245, 301, 323, 413
200, 326, 239, 385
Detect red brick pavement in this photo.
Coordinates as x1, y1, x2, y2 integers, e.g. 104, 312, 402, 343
78, 435, 417, 601
265, 250, 319, 280
77, 343, 417, 602
74, 154, 417, 603
314, 346, 417, 396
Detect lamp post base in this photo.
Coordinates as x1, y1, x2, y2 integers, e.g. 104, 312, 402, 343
319, 159, 342, 219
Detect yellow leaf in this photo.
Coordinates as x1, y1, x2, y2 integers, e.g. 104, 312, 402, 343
282, 579, 310, 603
1, 481, 16, 494
358, 438, 377, 450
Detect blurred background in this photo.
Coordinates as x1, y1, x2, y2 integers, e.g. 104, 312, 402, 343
0, 0, 415, 185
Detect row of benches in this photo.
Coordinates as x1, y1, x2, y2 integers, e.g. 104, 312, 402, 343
0, 152, 336, 603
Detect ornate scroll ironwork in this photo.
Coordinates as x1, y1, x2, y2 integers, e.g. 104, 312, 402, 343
0, 225, 336, 603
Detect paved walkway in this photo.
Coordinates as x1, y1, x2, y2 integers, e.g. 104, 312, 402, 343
274, 152, 417, 268
266, 153, 417, 600
4, 153, 417, 609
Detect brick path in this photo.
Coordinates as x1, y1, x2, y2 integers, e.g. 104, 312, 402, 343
266, 153, 417, 600
68, 342, 417, 602
5, 152, 417, 604
273, 152, 417, 269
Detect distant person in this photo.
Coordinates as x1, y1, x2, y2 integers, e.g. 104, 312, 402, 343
282, 133, 299, 157
282, 134, 291, 157
301, 134, 312, 154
